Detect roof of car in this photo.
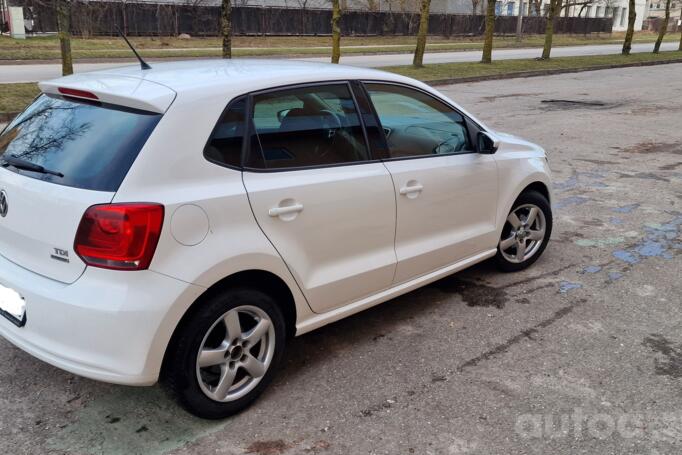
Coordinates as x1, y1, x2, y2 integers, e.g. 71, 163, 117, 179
103, 59, 412, 89
39, 59, 422, 113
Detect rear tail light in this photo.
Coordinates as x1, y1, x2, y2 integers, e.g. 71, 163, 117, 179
74, 203, 164, 271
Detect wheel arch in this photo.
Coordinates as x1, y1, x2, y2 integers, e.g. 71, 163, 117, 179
159, 269, 299, 379
521, 181, 551, 205
496, 175, 553, 239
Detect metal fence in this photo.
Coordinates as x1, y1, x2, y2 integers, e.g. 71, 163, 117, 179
18, 2, 613, 37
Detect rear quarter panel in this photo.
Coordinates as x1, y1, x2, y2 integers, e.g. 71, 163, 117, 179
113, 91, 314, 333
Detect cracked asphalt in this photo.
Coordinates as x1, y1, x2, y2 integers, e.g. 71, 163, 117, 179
1, 63, 681, 455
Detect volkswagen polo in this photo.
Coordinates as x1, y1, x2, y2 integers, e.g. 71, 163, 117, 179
0, 60, 552, 419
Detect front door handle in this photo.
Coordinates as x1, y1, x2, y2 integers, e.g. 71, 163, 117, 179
399, 183, 424, 196
268, 203, 304, 217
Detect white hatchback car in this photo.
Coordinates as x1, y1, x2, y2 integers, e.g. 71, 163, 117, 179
0, 60, 552, 419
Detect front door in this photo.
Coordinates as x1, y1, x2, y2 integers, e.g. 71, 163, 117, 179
242, 83, 397, 313
363, 83, 498, 284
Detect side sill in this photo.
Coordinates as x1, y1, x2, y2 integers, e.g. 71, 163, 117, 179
295, 248, 497, 336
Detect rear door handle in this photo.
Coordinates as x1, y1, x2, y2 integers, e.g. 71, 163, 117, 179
399, 183, 424, 195
268, 203, 304, 217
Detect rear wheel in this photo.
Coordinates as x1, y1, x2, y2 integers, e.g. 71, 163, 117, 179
495, 191, 552, 272
163, 288, 286, 419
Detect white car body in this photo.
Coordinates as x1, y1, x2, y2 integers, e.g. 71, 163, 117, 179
0, 60, 552, 388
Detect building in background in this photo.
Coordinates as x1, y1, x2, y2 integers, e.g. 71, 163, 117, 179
88, 0, 475, 14
644, 0, 681, 19
492, 0, 646, 31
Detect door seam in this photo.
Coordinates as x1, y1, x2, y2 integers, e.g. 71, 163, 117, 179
240, 171, 316, 314
380, 161, 400, 285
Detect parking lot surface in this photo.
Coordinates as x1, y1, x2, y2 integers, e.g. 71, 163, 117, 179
1, 63, 681, 455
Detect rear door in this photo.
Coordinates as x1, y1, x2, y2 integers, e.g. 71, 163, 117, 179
0, 94, 161, 283
362, 83, 498, 284
242, 83, 397, 313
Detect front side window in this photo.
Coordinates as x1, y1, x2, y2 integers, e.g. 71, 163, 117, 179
204, 96, 246, 168
365, 83, 471, 159
247, 84, 369, 170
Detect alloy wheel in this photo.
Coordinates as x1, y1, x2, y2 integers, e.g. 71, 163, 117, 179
195, 305, 275, 402
499, 203, 547, 264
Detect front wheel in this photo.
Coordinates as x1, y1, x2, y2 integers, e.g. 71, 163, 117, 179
163, 288, 286, 419
495, 191, 553, 272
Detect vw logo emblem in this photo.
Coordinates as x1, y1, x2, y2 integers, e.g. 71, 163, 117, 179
0, 190, 8, 217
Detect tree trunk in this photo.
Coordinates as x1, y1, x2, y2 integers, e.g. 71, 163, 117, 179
654, 0, 671, 53
221, 0, 232, 58
56, 0, 73, 76
331, 0, 342, 64
622, 0, 637, 55
481, 0, 496, 63
541, 0, 560, 60
679, 10, 682, 51
412, 0, 431, 67
516, 1, 524, 42
471, 0, 480, 18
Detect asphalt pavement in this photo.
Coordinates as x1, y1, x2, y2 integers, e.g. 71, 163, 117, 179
1, 63, 681, 455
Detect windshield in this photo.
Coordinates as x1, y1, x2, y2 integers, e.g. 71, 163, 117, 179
0, 94, 161, 192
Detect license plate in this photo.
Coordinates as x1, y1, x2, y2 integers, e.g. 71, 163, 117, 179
0, 284, 26, 327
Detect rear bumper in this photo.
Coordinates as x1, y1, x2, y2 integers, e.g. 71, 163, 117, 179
0, 254, 204, 385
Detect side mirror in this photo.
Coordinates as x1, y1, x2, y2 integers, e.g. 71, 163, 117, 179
477, 131, 500, 154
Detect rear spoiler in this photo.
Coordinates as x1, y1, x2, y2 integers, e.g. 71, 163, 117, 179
39, 73, 176, 114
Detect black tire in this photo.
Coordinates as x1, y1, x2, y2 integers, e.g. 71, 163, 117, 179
495, 190, 553, 273
162, 287, 286, 419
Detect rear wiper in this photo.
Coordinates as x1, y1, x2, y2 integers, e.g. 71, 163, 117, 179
1, 155, 64, 178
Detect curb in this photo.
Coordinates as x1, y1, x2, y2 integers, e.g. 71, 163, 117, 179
424, 57, 682, 85
1, 57, 681, 122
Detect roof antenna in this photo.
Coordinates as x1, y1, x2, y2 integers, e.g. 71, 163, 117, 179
114, 25, 152, 70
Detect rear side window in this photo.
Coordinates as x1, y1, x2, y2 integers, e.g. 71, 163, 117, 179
364, 83, 471, 159
246, 84, 369, 170
204, 97, 246, 168
0, 94, 161, 192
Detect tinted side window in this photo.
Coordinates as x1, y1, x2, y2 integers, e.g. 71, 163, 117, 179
204, 97, 246, 168
364, 84, 471, 159
247, 84, 369, 170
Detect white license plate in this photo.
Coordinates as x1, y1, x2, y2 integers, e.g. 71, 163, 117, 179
0, 284, 25, 326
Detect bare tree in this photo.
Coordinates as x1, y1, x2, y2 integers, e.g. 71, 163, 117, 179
481, 0, 496, 63
541, 0, 561, 59
516, 1, 524, 42
622, 0, 636, 55
561, 1, 594, 16
679, 9, 682, 51
528, 0, 542, 16
654, 0, 671, 53
56, 0, 73, 75
412, 0, 431, 68
331, 0, 342, 63
221, 0, 232, 58
471, 0, 482, 15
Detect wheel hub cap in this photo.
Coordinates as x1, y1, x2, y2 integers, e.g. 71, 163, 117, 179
229, 345, 243, 361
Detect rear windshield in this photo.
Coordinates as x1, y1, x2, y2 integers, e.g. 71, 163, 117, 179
0, 94, 161, 192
